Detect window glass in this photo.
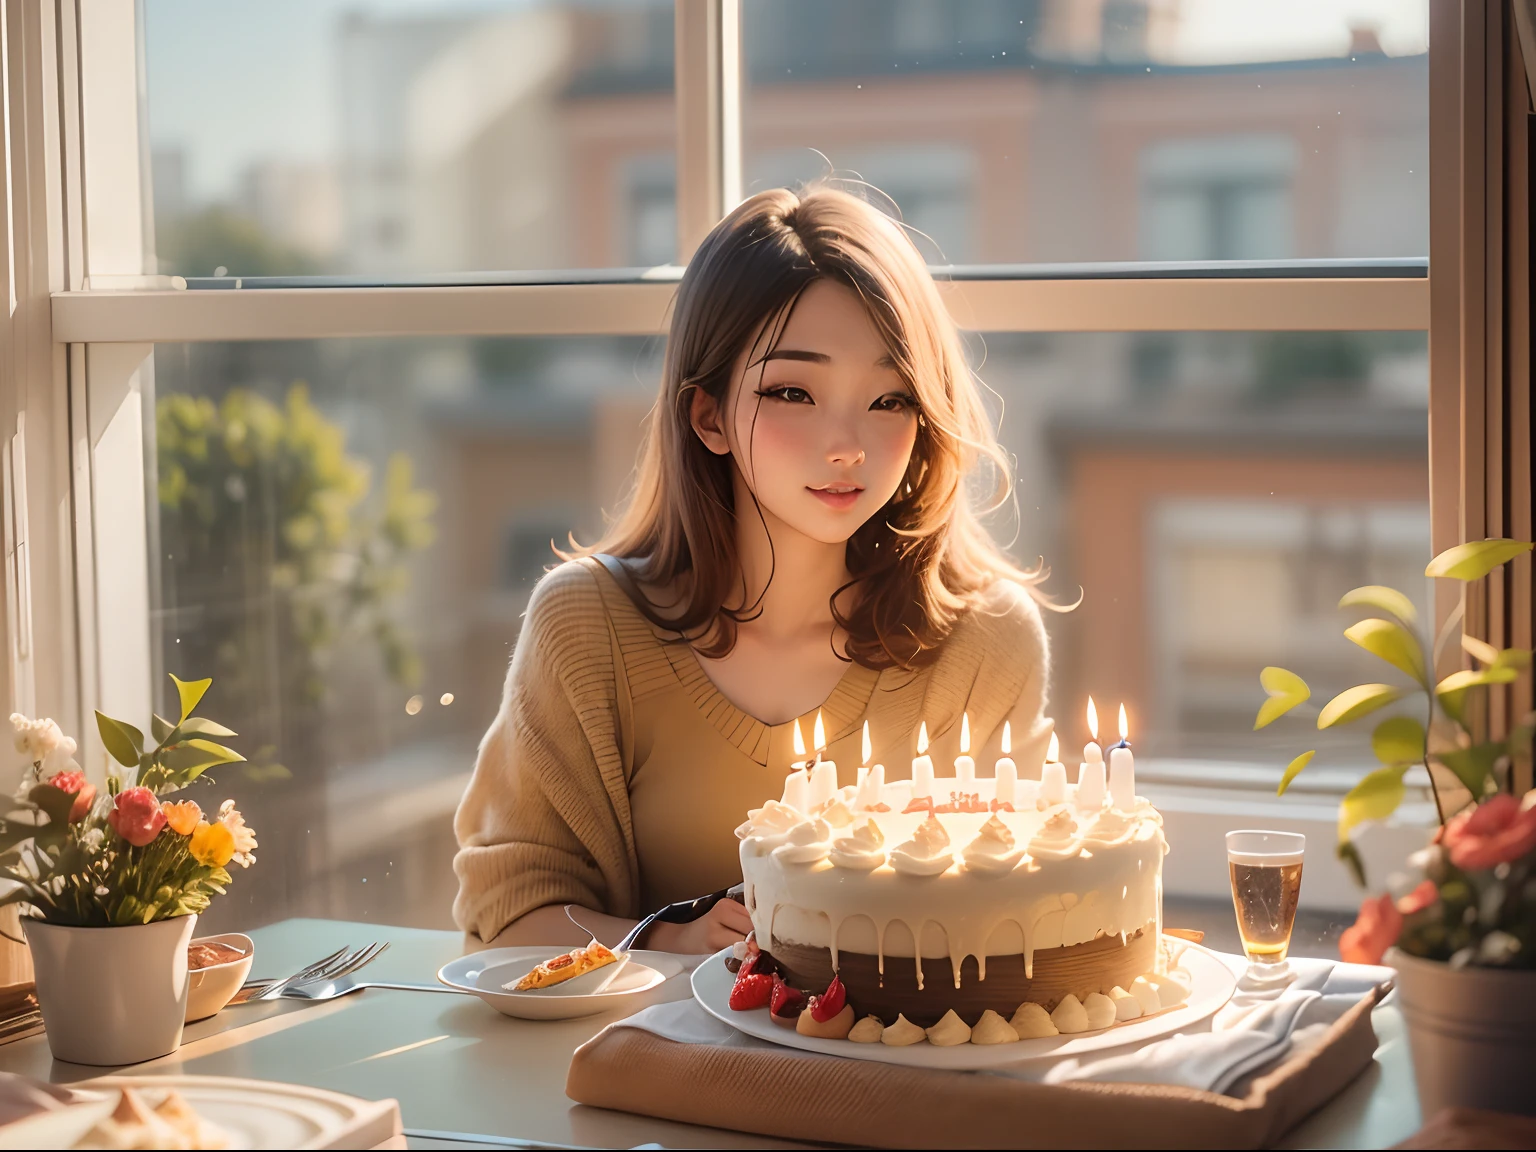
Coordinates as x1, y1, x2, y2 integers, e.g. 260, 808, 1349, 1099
143, 0, 676, 278
146, 327, 1424, 931
743, 0, 1429, 265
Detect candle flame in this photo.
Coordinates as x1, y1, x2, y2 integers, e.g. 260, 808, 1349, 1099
861, 720, 872, 766
1118, 703, 1129, 742
1047, 731, 1059, 763
1086, 696, 1099, 741
792, 718, 806, 758
960, 712, 970, 754
813, 709, 826, 752
917, 721, 929, 755
1001, 720, 1012, 756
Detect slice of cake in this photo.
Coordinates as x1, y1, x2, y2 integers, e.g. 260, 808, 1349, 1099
736, 758, 1168, 1028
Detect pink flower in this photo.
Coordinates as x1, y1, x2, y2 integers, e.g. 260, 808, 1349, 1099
1339, 893, 1402, 965
107, 787, 166, 847
1441, 793, 1536, 872
46, 770, 96, 823
1397, 879, 1438, 916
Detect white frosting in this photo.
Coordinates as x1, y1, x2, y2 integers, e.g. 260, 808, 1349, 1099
815, 797, 856, 830
828, 819, 886, 871
970, 1009, 1019, 1045
1109, 985, 1143, 1021
772, 817, 832, 865
1051, 993, 1090, 1034
926, 1008, 972, 1046
1084, 991, 1117, 1030
881, 1014, 926, 1046
889, 814, 953, 877
1131, 975, 1163, 1014
848, 1015, 884, 1043
1009, 1001, 1058, 1038
740, 772, 1167, 993
962, 815, 1024, 874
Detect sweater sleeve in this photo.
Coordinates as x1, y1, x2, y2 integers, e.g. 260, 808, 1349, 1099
452, 562, 640, 943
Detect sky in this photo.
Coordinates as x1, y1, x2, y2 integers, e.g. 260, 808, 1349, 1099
144, 0, 1431, 206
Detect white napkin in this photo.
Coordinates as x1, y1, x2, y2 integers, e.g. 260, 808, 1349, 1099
0, 1072, 103, 1127
610, 951, 1393, 1096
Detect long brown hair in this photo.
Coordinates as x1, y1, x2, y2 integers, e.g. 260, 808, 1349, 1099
573, 183, 1046, 669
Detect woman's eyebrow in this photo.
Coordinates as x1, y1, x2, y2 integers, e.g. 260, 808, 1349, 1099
761, 349, 899, 368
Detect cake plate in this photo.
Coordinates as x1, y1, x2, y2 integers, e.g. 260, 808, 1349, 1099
692, 936, 1237, 1071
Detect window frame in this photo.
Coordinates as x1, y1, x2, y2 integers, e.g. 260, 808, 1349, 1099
4, 0, 1451, 901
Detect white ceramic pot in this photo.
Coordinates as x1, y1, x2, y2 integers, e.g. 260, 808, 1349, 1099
1390, 947, 1536, 1117
25, 915, 197, 1066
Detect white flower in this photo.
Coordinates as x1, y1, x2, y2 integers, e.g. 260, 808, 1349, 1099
81, 827, 104, 852
94, 885, 109, 897
9, 714, 77, 773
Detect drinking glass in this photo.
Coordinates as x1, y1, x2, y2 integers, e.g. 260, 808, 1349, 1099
1226, 830, 1305, 975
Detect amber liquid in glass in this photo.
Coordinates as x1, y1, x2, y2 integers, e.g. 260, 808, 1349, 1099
1228, 858, 1303, 965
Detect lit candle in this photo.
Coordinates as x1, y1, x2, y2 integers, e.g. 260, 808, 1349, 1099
1041, 731, 1067, 804
911, 721, 934, 799
781, 718, 811, 811
810, 709, 838, 808
993, 720, 1017, 806
854, 721, 885, 808
954, 712, 975, 790
1108, 704, 1135, 810
1083, 696, 1104, 768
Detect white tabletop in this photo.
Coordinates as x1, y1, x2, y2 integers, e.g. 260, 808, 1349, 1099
0, 919, 1423, 1149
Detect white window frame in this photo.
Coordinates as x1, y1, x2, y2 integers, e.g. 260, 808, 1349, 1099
4, 0, 1443, 906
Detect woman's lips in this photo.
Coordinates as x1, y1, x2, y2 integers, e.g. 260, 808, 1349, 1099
808, 485, 863, 511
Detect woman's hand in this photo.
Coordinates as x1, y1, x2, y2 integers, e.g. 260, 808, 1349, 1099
645, 898, 754, 954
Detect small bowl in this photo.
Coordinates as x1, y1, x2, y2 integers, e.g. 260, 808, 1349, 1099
185, 932, 254, 1023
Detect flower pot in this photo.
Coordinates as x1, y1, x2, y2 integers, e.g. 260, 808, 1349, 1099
1389, 947, 1536, 1117
24, 914, 197, 1066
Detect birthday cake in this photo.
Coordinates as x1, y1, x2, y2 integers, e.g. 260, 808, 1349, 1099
732, 711, 1175, 1040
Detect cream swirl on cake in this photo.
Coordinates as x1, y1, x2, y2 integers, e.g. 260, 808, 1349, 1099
962, 814, 1024, 873
735, 800, 801, 854
829, 819, 886, 871
888, 814, 953, 876
1025, 806, 1082, 861
772, 816, 832, 865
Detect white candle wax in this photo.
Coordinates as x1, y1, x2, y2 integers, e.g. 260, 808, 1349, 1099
1109, 746, 1135, 810
856, 765, 868, 787
911, 754, 934, 799
954, 754, 976, 790
855, 763, 885, 808
1041, 762, 1068, 804
810, 760, 839, 809
1083, 742, 1103, 767
994, 757, 1017, 806
782, 768, 810, 812
1017, 779, 1040, 808
1076, 760, 1106, 811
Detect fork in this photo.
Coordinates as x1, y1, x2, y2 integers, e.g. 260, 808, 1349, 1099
282, 972, 472, 1001
247, 943, 367, 1002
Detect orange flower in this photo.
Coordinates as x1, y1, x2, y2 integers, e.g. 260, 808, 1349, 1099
1441, 793, 1536, 872
1339, 893, 1402, 966
189, 820, 236, 868
161, 800, 202, 837
1397, 879, 1439, 916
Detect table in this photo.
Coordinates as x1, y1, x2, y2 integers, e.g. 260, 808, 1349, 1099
0, 919, 1423, 1149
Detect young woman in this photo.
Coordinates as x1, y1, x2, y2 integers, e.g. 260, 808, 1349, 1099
453, 185, 1055, 953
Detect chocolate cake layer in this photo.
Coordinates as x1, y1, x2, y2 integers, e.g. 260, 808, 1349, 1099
770, 925, 1156, 1027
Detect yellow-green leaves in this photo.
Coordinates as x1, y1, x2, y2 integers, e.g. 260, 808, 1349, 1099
170, 675, 212, 724
1433, 743, 1501, 796
1371, 716, 1425, 765
1436, 667, 1520, 725
1318, 684, 1406, 729
1344, 618, 1427, 686
1339, 585, 1419, 627
1425, 539, 1533, 581
1276, 750, 1316, 796
1338, 765, 1408, 842
95, 712, 144, 769
1255, 667, 1311, 730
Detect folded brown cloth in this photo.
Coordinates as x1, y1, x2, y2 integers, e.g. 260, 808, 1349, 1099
567, 985, 1386, 1149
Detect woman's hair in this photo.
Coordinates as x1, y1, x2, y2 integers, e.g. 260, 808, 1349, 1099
573, 183, 1046, 669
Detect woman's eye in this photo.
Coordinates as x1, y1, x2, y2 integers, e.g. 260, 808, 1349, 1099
871, 393, 915, 413
760, 385, 813, 404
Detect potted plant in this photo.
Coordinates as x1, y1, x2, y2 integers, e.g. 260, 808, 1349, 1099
0, 674, 255, 1066
1255, 537, 1535, 1117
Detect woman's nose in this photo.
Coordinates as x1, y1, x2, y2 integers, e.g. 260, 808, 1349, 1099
827, 438, 865, 467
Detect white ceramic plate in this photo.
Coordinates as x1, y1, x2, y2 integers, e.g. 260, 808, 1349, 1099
0, 1075, 399, 1150
692, 937, 1237, 1070
437, 946, 683, 1020
186, 932, 255, 1023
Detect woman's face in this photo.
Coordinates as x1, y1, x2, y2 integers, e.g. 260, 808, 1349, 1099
696, 279, 920, 546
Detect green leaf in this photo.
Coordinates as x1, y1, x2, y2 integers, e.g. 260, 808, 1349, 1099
157, 739, 245, 786
1371, 716, 1426, 765
1336, 839, 1368, 887
176, 716, 237, 738
1276, 750, 1315, 796
150, 714, 178, 747
1425, 539, 1534, 581
26, 784, 75, 829
1338, 764, 1408, 841
1344, 618, 1428, 686
1436, 667, 1520, 725
169, 675, 212, 724
1339, 585, 1419, 627
1461, 634, 1500, 666
1433, 743, 1503, 796
1317, 684, 1406, 729
95, 712, 144, 769
1255, 667, 1311, 730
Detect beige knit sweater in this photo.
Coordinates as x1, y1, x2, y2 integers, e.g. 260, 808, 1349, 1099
452, 558, 1053, 944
